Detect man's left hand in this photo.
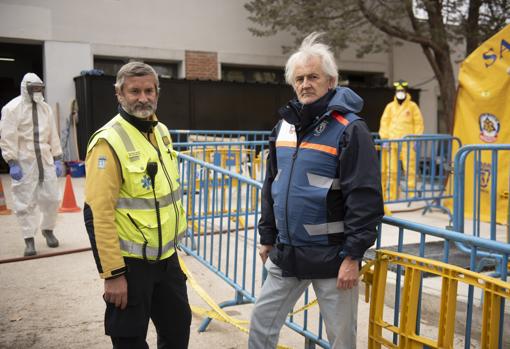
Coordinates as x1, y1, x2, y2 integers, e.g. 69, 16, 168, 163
336, 257, 359, 290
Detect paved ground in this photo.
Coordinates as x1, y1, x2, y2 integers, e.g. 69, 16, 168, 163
0, 174, 505, 348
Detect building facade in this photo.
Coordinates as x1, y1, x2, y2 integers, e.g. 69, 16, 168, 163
0, 0, 460, 149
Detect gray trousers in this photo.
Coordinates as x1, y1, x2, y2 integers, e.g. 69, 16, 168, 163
249, 258, 358, 349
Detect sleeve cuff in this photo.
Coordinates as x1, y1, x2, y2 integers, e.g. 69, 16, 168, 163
102, 266, 127, 280
339, 250, 363, 262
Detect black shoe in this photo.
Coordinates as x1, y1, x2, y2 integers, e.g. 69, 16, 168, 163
24, 238, 36, 256
42, 230, 59, 248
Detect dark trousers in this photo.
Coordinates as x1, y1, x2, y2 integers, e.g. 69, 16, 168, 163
105, 253, 192, 349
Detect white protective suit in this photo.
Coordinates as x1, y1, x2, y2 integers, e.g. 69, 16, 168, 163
0, 73, 62, 239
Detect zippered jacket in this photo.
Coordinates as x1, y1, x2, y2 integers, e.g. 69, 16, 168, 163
259, 87, 384, 278
84, 113, 186, 279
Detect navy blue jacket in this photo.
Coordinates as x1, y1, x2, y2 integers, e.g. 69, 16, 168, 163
259, 87, 384, 278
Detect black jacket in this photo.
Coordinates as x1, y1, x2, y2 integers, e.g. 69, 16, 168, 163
258, 88, 384, 278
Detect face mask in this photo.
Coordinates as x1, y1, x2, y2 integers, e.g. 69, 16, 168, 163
32, 92, 44, 103
396, 91, 406, 101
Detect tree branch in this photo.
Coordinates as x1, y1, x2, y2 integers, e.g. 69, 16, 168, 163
357, 0, 442, 52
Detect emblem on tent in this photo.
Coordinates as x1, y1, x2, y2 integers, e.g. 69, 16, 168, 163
479, 113, 500, 143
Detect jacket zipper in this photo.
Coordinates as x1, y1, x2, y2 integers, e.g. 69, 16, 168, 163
283, 111, 331, 246
148, 132, 181, 251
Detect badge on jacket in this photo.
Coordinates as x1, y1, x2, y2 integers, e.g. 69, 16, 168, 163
98, 155, 107, 169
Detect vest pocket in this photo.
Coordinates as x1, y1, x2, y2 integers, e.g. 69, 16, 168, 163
297, 172, 332, 232
124, 161, 151, 197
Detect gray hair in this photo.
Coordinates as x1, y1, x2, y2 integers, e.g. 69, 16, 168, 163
285, 32, 338, 86
114, 61, 160, 92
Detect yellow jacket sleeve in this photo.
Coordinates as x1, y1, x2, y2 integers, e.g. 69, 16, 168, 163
411, 102, 424, 135
378, 103, 392, 139
84, 139, 125, 279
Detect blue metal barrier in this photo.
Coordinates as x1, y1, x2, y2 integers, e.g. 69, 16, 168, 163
170, 129, 271, 143
452, 145, 510, 277
177, 151, 329, 348
173, 140, 268, 184
175, 140, 509, 348
376, 134, 461, 216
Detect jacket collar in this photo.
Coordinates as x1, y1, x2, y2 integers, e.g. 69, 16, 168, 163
279, 89, 336, 131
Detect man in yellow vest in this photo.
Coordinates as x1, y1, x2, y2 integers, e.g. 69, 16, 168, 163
379, 80, 424, 201
84, 62, 191, 348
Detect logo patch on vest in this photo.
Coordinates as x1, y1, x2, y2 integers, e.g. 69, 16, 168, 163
313, 121, 328, 136
141, 175, 153, 190
162, 135, 171, 145
128, 150, 141, 160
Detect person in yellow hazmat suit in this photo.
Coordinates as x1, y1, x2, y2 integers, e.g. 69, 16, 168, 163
379, 80, 424, 201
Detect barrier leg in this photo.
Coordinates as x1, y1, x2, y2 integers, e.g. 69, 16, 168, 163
388, 145, 399, 201
304, 338, 316, 349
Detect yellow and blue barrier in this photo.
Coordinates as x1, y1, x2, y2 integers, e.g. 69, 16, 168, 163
171, 130, 510, 348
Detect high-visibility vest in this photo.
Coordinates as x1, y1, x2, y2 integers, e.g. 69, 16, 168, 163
272, 111, 360, 246
87, 114, 187, 260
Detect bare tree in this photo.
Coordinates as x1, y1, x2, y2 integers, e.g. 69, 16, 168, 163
245, 0, 509, 132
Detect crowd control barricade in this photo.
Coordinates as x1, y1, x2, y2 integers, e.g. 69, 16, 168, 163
176, 149, 510, 348
170, 129, 271, 143
371, 216, 510, 349
451, 144, 510, 276
175, 141, 268, 221
375, 135, 461, 217
177, 152, 331, 348
173, 141, 268, 182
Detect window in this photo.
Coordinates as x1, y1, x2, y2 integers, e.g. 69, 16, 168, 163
221, 65, 285, 84
94, 58, 126, 76
94, 57, 178, 78
340, 71, 387, 87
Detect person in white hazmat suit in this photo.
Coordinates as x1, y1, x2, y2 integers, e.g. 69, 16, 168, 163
0, 73, 64, 256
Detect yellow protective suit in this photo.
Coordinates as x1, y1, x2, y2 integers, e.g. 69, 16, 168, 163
379, 93, 424, 200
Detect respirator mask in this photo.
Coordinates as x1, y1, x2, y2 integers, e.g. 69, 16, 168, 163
396, 91, 406, 101
27, 82, 45, 103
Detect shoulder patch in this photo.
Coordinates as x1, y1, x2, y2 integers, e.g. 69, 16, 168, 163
98, 155, 107, 169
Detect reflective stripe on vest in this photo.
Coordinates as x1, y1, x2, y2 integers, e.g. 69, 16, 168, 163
116, 190, 182, 210
120, 238, 171, 258
112, 122, 140, 161
304, 221, 345, 236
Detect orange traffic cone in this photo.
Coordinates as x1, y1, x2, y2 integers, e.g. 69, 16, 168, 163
59, 174, 81, 213
0, 177, 12, 215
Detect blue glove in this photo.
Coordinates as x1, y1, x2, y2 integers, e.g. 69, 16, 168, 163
55, 160, 64, 177
8, 162, 23, 181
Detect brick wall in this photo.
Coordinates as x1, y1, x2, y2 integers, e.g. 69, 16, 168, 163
185, 50, 218, 80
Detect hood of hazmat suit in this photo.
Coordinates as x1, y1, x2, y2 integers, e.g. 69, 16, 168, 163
0, 73, 63, 176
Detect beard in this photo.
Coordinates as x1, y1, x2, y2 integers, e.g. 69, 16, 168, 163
121, 100, 157, 119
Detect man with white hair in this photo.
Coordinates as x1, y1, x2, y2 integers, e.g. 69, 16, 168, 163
249, 33, 384, 348
0, 73, 63, 256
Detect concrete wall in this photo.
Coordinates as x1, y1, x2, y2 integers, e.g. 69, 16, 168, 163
44, 41, 93, 160
0, 0, 462, 134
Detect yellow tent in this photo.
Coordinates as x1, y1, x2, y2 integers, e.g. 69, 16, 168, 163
449, 24, 510, 224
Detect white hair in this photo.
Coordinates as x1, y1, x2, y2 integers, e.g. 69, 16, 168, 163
285, 32, 338, 86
